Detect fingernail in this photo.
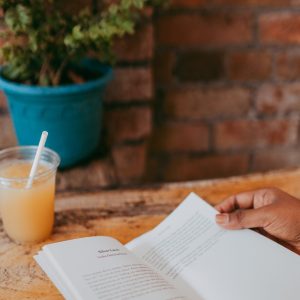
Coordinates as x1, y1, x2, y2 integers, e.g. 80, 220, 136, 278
216, 213, 229, 224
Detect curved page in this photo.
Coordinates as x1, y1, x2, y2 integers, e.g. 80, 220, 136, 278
36, 236, 187, 300
127, 193, 300, 300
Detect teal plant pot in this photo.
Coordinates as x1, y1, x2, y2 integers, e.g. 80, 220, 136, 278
0, 59, 113, 167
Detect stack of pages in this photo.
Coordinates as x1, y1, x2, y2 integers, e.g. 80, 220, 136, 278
35, 193, 300, 300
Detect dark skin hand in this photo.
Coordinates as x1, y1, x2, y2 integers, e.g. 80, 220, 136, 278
215, 188, 300, 255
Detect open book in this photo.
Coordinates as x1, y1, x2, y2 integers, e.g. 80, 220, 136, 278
35, 193, 300, 300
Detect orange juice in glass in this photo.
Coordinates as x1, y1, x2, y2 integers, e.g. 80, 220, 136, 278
0, 146, 60, 244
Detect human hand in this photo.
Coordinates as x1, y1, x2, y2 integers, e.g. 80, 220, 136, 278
215, 188, 300, 254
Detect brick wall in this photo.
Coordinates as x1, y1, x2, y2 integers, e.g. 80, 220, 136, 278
1, 1, 300, 187
103, 17, 154, 185
148, 0, 300, 182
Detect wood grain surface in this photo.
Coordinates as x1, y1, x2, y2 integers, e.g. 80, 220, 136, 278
1, 168, 300, 299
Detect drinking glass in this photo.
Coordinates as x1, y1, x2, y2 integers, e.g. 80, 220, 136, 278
0, 146, 60, 244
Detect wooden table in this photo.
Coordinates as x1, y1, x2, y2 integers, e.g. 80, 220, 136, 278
1, 168, 300, 299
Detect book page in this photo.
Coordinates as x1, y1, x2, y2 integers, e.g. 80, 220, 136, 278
126, 193, 300, 300
35, 252, 74, 300
35, 236, 187, 300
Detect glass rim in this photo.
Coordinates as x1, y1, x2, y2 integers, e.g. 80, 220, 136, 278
0, 146, 60, 182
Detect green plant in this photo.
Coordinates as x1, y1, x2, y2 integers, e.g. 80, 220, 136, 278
0, 0, 165, 86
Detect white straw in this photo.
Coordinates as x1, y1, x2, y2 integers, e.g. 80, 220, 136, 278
26, 131, 48, 189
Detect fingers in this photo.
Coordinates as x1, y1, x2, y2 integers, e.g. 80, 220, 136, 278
215, 207, 269, 230
215, 191, 256, 213
215, 188, 274, 213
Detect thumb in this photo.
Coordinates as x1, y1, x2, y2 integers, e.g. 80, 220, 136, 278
216, 208, 269, 230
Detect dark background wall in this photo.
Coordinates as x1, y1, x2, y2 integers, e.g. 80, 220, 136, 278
148, 0, 300, 182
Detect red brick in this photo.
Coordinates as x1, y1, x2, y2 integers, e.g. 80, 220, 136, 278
56, 159, 117, 191
104, 107, 152, 143
227, 50, 272, 81
105, 68, 153, 102
145, 156, 162, 182
256, 84, 300, 115
0, 115, 17, 149
260, 12, 300, 45
211, 0, 294, 6
275, 51, 300, 80
151, 122, 209, 153
176, 50, 224, 82
172, 0, 300, 7
164, 87, 251, 120
0, 91, 7, 111
161, 154, 249, 181
171, 0, 207, 7
112, 143, 147, 184
57, 0, 91, 14
252, 148, 300, 172
114, 23, 153, 62
214, 119, 299, 150
156, 12, 253, 47
154, 50, 176, 85
141, 7, 153, 19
